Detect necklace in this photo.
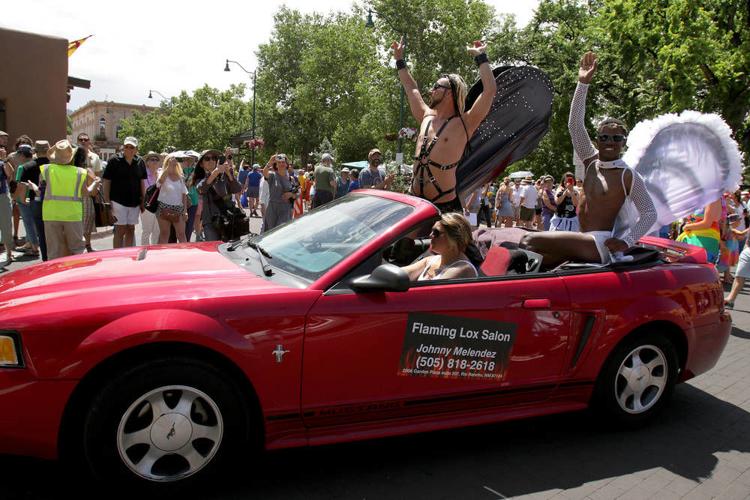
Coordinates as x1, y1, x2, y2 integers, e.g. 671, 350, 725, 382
598, 158, 628, 169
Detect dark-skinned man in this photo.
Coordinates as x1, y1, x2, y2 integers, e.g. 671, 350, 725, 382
520, 52, 656, 267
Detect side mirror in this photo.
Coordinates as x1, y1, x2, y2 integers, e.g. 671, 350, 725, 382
350, 263, 410, 293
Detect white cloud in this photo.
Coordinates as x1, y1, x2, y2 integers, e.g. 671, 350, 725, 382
3, 0, 538, 110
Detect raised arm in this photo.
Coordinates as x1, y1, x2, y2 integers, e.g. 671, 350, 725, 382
569, 52, 599, 169
464, 41, 497, 134
392, 37, 429, 123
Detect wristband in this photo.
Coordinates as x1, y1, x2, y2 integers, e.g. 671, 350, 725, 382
396, 59, 407, 70
474, 53, 489, 66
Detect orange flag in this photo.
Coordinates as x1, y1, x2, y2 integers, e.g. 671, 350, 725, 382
68, 35, 92, 57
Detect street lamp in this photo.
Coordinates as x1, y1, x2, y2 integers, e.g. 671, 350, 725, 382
365, 9, 406, 159
225, 59, 258, 165
147, 89, 168, 100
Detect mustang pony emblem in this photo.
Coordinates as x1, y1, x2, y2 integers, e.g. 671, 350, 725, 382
166, 422, 176, 440
272, 345, 290, 363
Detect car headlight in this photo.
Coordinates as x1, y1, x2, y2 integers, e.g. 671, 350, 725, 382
0, 331, 23, 368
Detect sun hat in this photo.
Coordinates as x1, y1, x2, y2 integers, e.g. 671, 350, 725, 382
47, 139, 76, 164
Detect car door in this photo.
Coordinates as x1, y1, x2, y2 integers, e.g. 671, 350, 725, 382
301, 271, 572, 428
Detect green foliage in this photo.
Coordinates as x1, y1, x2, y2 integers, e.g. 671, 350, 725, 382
118, 0, 749, 183
118, 85, 253, 154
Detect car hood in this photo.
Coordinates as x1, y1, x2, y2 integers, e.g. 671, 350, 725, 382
0, 243, 284, 309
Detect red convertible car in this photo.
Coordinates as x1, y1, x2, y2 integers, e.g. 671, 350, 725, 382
0, 190, 730, 486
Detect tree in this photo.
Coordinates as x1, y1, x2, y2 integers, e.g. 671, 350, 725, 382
598, 0, 750, 152
118, 85, 253, 153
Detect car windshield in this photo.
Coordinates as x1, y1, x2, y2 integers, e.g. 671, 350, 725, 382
255, 194, 414, 281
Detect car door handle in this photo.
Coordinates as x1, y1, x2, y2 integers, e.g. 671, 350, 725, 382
523, 299, 551, 309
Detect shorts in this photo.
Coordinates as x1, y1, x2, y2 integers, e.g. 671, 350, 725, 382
156, 201, 184, 220
247, 186, 259, 198
549, 215, 580, 232
735, 246, 750, 279
520, 206, 535, 221
586, 230, 612, 264
111, 200, 141, 226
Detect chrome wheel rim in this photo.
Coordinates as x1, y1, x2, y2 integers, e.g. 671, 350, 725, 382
116, 385, 224, 482
615, 344, 668, 414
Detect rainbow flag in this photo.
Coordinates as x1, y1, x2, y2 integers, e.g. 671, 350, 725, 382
68, 35, 92, 57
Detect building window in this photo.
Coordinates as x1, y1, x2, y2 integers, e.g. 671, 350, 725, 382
0, 100, 6, 132
96, 117, 106, 141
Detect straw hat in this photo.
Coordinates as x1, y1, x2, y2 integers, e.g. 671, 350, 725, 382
47, 139, 75, 164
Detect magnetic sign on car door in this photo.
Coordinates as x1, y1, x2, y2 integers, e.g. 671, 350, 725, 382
399, 312, 516, 380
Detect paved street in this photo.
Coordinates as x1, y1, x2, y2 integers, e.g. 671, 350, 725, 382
1, 227, 749, 499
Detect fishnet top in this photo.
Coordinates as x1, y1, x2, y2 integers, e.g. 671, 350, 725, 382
569, 82, 657, 246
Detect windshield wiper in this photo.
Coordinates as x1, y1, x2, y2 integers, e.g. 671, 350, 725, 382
247, 241, 274, 276
227, 233, 258, 251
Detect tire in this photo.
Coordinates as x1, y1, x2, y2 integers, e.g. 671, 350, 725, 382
81, 356, 250, 487
593, 332, 679, 428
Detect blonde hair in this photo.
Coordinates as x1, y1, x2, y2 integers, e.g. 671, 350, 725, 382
163, 155, 184, 178
439, 212, 473, 252
444, 73, 468, 114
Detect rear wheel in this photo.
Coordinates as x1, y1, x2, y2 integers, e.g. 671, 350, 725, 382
81, 357, 250, 487
594, 333, 678, 427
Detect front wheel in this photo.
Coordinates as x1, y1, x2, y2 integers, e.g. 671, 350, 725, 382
81, 357, 250, 486
593, 333, 679, 428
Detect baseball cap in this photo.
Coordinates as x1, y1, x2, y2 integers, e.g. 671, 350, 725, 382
321, 153, 334, 161
341, 167, 350, 173
368, 148, 382, 159
123, 136, 139, 148
185, 150, 200, 159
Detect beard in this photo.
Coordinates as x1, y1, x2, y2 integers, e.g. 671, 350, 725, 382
429, 93, 444, 109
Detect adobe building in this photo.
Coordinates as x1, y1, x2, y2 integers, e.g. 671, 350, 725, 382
69, 101, 156, 160
0, 28, 89, 147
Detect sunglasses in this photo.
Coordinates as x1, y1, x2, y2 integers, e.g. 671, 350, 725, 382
79, 138, 90, 143
431, 82, 451, 91
203, 156, 218, 162
147, 157, 160, 161
430, 227, 443, 238
597, 134, 626, 143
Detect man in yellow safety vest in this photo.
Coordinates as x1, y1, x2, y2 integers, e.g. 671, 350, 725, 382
41, 140, 88, 260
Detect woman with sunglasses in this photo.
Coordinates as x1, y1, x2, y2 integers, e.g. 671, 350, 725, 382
261, 153, 296, 232
402, 213, 478, 281
191, 150, 242, 242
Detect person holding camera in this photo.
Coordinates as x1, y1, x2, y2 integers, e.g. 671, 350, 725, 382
549, 171, 580, 232
262, 153, 296, 232
191, 149, 242, 242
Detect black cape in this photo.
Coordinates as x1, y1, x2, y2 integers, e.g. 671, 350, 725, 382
456, 66, 553, 200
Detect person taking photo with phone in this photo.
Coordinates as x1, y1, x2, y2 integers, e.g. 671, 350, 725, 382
191, 149, 242, 242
